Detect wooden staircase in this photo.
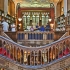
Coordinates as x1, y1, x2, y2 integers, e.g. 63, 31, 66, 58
0, 24, 70, 70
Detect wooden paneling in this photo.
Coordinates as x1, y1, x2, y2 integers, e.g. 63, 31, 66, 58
54, 31, 65, 40
57, 2, 61, 17
0, 0, 4, 11
8, 0, 15, 17
67, 0, 70, 11
60, 0, 64, 15
5, 32, 17, 42
56, 0, 64, 17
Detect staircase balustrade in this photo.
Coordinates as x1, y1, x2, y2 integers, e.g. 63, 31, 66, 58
17, 31, 54, 44
59, 31, 69, 40
0, 35, 70, 68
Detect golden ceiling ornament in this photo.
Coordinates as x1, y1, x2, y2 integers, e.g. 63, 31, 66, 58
20, 0, 51, 7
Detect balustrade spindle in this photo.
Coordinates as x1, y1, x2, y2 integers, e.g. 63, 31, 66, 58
15, 47, 17, 61
64, 43, 67, 55
41, 51, 42, 65
48, 49, 49, 63
16, 48, 18, 62
34, 51, 35, 66
22, 50, 24, 64
20, 49, 22, 64
55, 46, 56, 59
62, 43, 64, 57
51, 47, 53, 61
30, 52, 31, 65
37, 51, 38, 65
58, 45, 59, 59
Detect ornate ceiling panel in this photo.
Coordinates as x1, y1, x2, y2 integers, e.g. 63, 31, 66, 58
13, 0, 60, 7
20, 0, 51, 7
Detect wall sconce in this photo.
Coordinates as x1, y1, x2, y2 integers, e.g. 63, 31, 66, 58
18, 18, 22, 21
49, 18, 52, 22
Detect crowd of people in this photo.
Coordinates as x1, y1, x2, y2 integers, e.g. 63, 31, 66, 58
30, 23, 51, 32
1, 18, 51, 32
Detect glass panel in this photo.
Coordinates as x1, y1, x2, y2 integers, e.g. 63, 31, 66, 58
46, 15, 49, 24
36, 16, 39, 24
27, 15, 30, 25
42, 15, 45, 25
23, 16, 26, 29
32, 15, 35, 24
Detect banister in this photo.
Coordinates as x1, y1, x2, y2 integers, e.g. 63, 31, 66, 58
0, 35, 70, 67
59, 31, 69, 40
0, 35, 70, 49
2, 32, 13, 40
0, 53, 70, 69
17, 31, 54, 45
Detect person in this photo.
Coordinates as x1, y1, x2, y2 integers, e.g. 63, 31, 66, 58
11, 23, 16, 32
45, 23, 51, 31
2, 19, 9, 32
36, 23, 39, 29
9, 24, 11, 31
39, 25, 45, 31
30, 25, 34, 31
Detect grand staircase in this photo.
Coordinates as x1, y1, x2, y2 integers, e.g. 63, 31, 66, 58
0, 24, 70, 70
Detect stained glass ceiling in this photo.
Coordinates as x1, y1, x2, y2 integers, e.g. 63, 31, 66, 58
13, 0, 60, 8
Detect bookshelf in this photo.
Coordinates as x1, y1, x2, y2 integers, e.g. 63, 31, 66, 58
66, 10, 70, 31
56, 14, 65, 31
0, 9, 15, 24
67, 10, 70, 25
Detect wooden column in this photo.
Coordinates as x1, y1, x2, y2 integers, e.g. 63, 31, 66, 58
0, 0, 4, 11
4, 0, 8, 16
65, 17, 67, 31
0, 23, 3, 35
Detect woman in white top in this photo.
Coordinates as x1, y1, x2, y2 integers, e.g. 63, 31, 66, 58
11, 23, 16, 32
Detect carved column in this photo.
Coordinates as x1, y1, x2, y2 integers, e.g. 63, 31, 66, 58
54, 3, 58, 31
64, 0, 67, 31
4, 0, 8, 17
48, 49, 49, 63
30, 52, 31, 65
34, 51, 35, 66
41, 51, 42, 65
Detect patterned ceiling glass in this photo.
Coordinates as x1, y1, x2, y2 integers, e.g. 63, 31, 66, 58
19, 0, 51, 7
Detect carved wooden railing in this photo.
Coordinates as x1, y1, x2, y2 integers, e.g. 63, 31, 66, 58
0, 53, 70, 70
2, 32, 12, 40
59, 31, 69, 40
17, 31, 54, 44
0, 35, 70, 69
